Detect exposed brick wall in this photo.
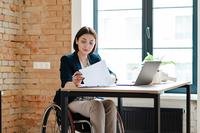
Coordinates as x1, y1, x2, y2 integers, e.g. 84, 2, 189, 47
0, 0, 71, 132
1, 0, 24, 132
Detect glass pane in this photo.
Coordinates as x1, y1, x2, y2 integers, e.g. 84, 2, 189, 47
98, 49, 142, 81
153, 0, 193, 85
98, 10, 142, 48
97, 0, 143, 82
98, 0, 141, 10
153, 8, 192, 47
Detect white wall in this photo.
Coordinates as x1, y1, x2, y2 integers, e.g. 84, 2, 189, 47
71, 0, 93, 46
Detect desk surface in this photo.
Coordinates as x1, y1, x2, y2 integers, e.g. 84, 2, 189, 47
62, 81, 190, 94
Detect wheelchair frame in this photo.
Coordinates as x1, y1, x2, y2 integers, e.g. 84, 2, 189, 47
41, 103, 125, 133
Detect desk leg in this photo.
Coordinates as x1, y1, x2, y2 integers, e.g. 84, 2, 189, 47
61, 92, 68, 133
154, 94, 160, 133
117, 97, 122, 114
186, 85, 191, 133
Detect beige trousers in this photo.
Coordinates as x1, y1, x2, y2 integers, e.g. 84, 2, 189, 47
68, 99, 117, 133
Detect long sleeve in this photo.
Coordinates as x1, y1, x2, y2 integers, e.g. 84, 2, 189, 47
60, 55, 73, 88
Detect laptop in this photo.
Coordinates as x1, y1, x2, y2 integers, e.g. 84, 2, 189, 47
117, 61, 161, 86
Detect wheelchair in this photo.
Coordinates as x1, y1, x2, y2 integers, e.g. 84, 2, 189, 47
41, 103, 125, 133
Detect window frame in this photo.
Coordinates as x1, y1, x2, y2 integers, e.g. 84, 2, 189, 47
93, 0, 198, 94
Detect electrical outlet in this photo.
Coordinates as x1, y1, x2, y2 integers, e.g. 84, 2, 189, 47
33, 62, 51, 69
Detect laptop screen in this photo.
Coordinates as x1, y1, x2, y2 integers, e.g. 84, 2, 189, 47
134, 61, 161, 85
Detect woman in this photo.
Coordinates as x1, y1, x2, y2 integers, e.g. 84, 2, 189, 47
59, 26, 117, 133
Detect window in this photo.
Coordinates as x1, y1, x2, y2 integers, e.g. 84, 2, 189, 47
152, 0, 197, 93
94, 0, 197, 93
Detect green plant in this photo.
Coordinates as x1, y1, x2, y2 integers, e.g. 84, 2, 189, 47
143, 52, 175, 65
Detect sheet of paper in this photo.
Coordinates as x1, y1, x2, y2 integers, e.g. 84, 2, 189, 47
79, 60, 115, 87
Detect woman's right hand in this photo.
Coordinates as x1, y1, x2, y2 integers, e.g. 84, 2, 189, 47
72, 71, 84, 87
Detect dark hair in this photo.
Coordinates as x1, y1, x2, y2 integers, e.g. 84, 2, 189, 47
73, 26, 97, 54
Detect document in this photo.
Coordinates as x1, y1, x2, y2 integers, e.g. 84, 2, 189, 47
79, 60, 115, 87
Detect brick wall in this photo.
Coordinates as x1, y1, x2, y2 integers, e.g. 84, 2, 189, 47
0, 0, 71, 132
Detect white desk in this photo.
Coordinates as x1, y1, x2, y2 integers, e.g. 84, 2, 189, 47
60, 81, 191, 133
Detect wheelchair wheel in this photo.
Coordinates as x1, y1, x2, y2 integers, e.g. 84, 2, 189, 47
41, 103, 62, 133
